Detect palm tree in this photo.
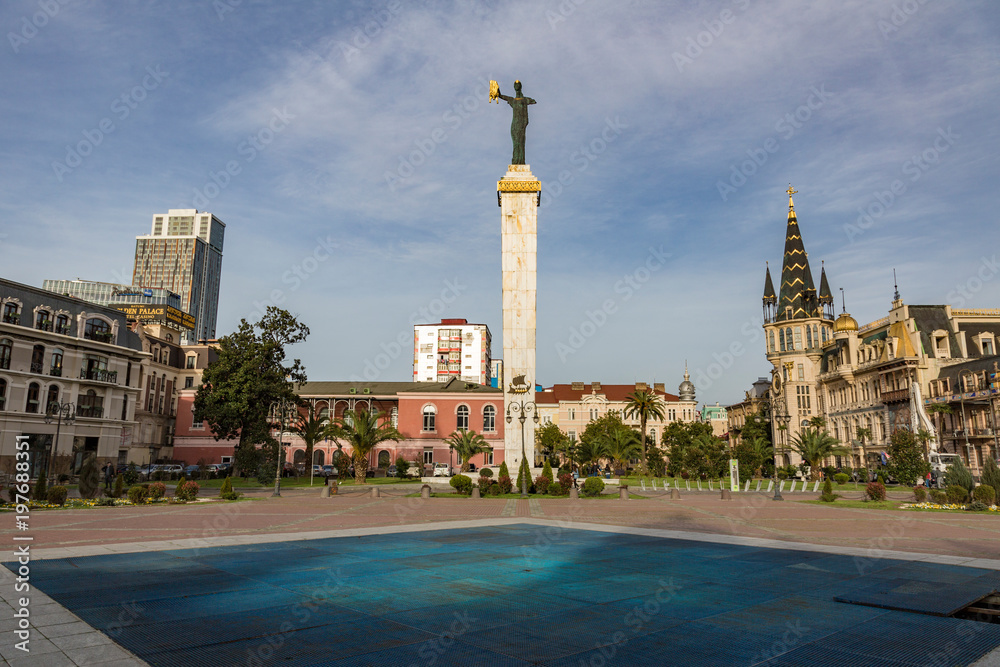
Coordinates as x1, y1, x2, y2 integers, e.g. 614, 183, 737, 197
855, 426, 872, 469
600, 424, 641, 479
624, 389, 666, 476
576, 435, 610, 473
445, 430, 491, 472
808, 416, 827, 430
290, 409, 329, 483
745, 436, 773, 476
327, 409, 402, 485
915, 428, 934, 459
791, 428, 849, 481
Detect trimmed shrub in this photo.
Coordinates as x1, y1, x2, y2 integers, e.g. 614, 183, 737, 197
174, 480, 200, 501
112, 474, 125, 498
516, 459, 532, 494
913, 486, 927, 502
534, 474, 552, 492
972, 485, 996, 506
498, 461, 510, 478
981, 457, 1000, 500
46, 486, 68, 506
33, 473, 48, 502
123, 463, 140, 486
486, 483, 502, 496
450, 474, 473, 496
547, 480, 563, 496
876, 474, 886, 486
777, 470, 788, 480
865, 482, 886, 502
819, 479, 836, 503
479, 467, 494, 479
394, 456, 409, 480
944, 459, 975, 493
930, 489, 948, 504
834, 473, 849, 485
557, 473, 574, 493
542, 460, 553, 482
497, 474, 513, 494
581, 477, 605, 497
945, 485, 968, 504
149, 482, 167, 500
127, 485, 147, 504
966, 501, 988, 512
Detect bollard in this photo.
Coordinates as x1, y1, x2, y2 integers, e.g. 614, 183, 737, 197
421, 484, 431, 499
569, 486, 579, 500
670, 488, 681, 500
370, 486, 380, 498
320, 485, 331, 498
330, 479, 338, 495
619, 485, 629, 501
720, 489, 731, 500
471, 486, 481, 499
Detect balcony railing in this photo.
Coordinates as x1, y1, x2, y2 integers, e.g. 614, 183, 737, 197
55, 325, 72, 336
85, 331, 115, 343
49, 367, 62, 377
2, 314, 20, 325
30, 362, 43, 374
76, 405, 104, 419
80, 368, 118, 384
36, 321, 53, 332
881, 389, 909, 404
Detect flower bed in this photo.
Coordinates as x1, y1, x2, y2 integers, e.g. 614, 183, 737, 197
900, 502, 999, 512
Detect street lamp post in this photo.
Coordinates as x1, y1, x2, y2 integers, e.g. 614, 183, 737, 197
269, 399, 293, 497
768, 395, 790, 501
43, 401, 75, 485
506, 398, 539, 498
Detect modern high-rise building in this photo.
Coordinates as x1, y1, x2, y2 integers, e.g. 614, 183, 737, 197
413, 319, 492, 385
132, 209, 225, 343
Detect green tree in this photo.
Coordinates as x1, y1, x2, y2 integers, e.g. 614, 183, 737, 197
534, 422, 569, 464
646, 443, 667, 477
980, 456, 1000, 499
600, 423, 641, 478
790, 428, 849, 481
733, 436, 772, 479
291, 408, 329, 482
194, 308, 309, 466
944, 457, 974, 493
445, 430, 491, 472
623, 389, 665, 475
576, 434, 610, 471
885, 429, 931, 486
328, 410, 401, 484
661, 421, 715, 477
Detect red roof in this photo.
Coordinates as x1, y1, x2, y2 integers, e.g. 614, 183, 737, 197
536, 384, 680, 404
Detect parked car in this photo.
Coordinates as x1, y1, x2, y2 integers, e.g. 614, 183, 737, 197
433, 462, 451, 477
205, 464, 225, 474
159, 464, 184, 476
322, 464, 335, 477
183, 465, 201, 477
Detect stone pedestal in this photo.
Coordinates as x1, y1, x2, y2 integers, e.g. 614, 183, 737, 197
370, 486, 380, 498
472, 486, 481, 499
720, 489, 732, 500
619, 486, 629, 501
499, 164, 540, 471
569, 486, 579, 500
421, 484, 431, 499
670, 488, 681, 500
320, 485, 331, 498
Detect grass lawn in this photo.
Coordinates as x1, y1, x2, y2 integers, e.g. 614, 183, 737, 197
194, 476, 420, 489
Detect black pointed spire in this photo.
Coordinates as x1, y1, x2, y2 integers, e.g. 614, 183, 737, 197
777, 186, 819, 321
763, 262, 776, 301
819, 262, 833, 304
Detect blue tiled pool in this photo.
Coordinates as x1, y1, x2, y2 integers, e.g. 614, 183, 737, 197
12, 524, 1000, 666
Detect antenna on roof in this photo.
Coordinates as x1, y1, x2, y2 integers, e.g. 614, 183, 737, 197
839, 287, 846, 314
893, 268, 900, 301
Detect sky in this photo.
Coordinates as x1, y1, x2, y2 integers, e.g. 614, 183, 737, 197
1, 0, 998, 407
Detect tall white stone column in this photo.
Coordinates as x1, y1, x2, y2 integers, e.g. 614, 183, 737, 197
499, 164, 539, 471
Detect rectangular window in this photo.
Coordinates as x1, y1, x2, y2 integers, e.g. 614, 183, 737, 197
797, 364, 804, 380
589, 408, 598, 420
486, 450, 494, 465
568, 409, 575, 420
184, 376, 194, 388
191, 406, 203, 429
793, 328, 802, 349
567, 430, 576, 442
423, 449, 434, 464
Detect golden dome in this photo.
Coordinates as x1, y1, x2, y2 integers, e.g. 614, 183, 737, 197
833, 312, 859, 333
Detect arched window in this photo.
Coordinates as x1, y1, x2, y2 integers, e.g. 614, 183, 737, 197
769, 330, 775, 352
0, 378, 7, 410
186, 354, 197, 369
35, 310, 51, 331
46, 385, 60, 412
85, 317, 111, 342
456, 405, 469, 431
318, 405, 330, 422
55, 314, 70, 335
31, 345, 44, 374
422, 405, 436, 432
821, 326, 828, 343
25, 382, 40, 413
483, 405, 496, 432
50, 348, 64, 377
314, 450, 324, 465
2, 302, 19, 324
806, 326, 813, 349
779, 330, 786, 352
0, 338, 11, 370
786, 327, 794, 350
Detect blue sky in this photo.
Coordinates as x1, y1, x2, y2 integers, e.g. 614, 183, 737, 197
2, 0, 998, 406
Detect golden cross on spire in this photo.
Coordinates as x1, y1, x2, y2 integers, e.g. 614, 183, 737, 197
786, 185, 797, 196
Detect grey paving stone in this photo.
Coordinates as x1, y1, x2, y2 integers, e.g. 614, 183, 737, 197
64, 643, 134, 666
49, 632, 113, 651
0, 637, 59, 661
38, 621, 94, 639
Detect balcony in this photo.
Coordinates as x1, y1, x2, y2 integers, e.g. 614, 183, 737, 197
80, 368, 118, 384
881, 389, 909, 404
3, 314, 20, 325
76, 405, 104, 419
30, 362, 43, 374
85, 331, 115, 344
55, 325, 72, 336
49, 367, 62, 377
36, 321, 53, 332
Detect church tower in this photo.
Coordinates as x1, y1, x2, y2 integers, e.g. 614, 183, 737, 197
762, 187, 835, 466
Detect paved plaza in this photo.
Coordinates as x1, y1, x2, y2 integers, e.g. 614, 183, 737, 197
3, 488, 1000, 665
